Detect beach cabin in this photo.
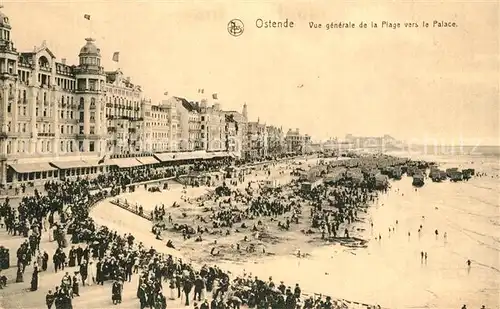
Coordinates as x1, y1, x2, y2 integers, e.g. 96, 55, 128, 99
412, 174, 425, 187
450, 171, 463, 182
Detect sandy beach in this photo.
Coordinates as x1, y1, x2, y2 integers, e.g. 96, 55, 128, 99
1, 154, 498, 309
90, 153, 499, 309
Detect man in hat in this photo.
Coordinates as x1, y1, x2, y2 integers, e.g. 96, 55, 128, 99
194, 274, 205, 301
138, 283, 148, 309
72, 272, 80, 297
80, 260, 88, 286
183, 276, 193, 306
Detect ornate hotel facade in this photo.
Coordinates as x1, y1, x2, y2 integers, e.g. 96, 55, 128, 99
0, 9, 311, 187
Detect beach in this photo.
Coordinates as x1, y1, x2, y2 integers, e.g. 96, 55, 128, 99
1, 152, 498, 309
90, 152, 499, 308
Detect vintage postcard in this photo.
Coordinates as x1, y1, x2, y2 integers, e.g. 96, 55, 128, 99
0, 1, 497, 309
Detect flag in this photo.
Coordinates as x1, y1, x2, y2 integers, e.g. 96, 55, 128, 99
84, 14, 91, 20
112, 52, 120, 62
212, 93, 218, 100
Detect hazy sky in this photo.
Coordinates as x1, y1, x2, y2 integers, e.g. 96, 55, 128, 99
3, 0, 499, 144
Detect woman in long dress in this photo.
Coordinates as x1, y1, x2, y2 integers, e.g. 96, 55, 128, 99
169, 277, 176, 300
30, 264, 39, 291
111, 280, 123, 305
88, 260, 95, 286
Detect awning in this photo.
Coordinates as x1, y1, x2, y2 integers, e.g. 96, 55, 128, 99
135, 156, 160, 165
154, 153, 174, 162
210, 152, 230, 158
9, 162, 57, 173
51, 159, 104, 169
108, 158, 142, 168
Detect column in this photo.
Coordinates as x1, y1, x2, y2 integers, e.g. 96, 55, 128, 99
51, 87, 59, 155
29, 86, 38, 154
95, 97, 102, 154
83, 95, 90, 152
1, 85, 7, 122
12, 86, 18, 133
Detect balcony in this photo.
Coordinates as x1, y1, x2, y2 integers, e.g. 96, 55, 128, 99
39, 66, 51, 73
75, 133, 86, 140
38, 132, 55, 137
73, 66, 105, 75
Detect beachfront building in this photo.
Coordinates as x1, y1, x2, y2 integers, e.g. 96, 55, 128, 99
142, 101, 171, 153
104, 69, 143, 154
285, 128, 305, 154
222, 110, 245, 158
0, 8, 114, 185
266, 125, 285, 158
239, 103, 251, 159
247, 120, 267, 159
199, 100, 225, 152
0, 8, 308, 187
172, 97, 202, 151
159, 99, 180, 151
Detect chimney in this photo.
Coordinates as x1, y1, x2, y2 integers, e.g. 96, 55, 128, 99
61, 58, 66, 65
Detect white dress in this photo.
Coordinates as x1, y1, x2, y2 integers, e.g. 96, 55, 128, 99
88, 261, 96, 285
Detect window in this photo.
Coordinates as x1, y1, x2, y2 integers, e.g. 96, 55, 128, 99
79, 111, 84, 122
60, 141, 64, 151
90, 126, 95, 134
79, 126, 84, 134
60, 125, 64, 134
89, 141, 95, 152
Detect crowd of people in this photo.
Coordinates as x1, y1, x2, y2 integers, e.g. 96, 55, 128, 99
0, 157, 372, 309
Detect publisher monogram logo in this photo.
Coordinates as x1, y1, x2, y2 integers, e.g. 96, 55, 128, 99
228, 19, 244, 37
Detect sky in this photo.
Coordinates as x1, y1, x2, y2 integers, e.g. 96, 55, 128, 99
2, 0, 499, 145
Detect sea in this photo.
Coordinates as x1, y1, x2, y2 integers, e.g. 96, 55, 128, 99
215, 146, 500, 309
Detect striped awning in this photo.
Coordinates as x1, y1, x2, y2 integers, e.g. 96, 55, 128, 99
9, 162, 57, 173
135, 156, 160, 165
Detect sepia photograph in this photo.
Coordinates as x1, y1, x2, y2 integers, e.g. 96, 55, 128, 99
0, 1, 498, 309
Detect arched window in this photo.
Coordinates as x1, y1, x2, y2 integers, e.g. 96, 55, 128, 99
38, 56, 49, 68
46, 141, 50, 152
60, 141, 64, 152
80, 97, 84, 105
